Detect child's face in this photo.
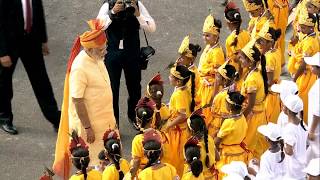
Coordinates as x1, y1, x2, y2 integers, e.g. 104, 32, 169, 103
307, 175, 320, 180
202, 32, 218, 46
176, 55, 193, 66
169, 74, 180, 86
311, 65, 320, 76
239, 52, 252, 68
307, 3, 320, 14
249, 7, 264, 17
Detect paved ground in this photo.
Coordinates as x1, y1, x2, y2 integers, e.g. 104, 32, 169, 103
0, 0, 255, 179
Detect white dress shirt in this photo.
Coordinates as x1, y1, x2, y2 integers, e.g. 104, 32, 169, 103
97, 1, 156, 33
21, 0, 33, 30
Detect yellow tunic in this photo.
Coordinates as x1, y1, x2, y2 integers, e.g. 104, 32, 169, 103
225, 30, 251, 72
267, 0, 289, 65
182, 170, 205, 180
241, 70, 268, 159
248, 15, 268, 40
69, 169, 102, 180
209, 89, 229, 138
69, 50, 116, 165
198, 44, 225, 106
167, 87, 192, 176
295, 34, 320, 122
216, 115, 249, 179
137, 163, 179, 180
199, 137, 217, 179
265, 49, 282, 123
102, 159, 130, 180
152, 103, 170, 130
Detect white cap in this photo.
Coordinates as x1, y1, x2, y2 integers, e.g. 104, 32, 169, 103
271, 80, 298, 100
304, 52, 320, 67
303, 158, 320, 176
283, 95, 303, 113
221, 161, 248, 178
257, 122, 282, 142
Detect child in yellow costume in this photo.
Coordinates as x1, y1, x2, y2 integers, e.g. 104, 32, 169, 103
165, 64, 195, 176
187, 109, 219, 179
176, 35, 202, 98
306, 0, 320, 34
69, 130, 102, 180
182, 138, 205, 180
267, 0, 289, 66
210, 63, 240, 138
137, 129, 179, 180
255, 21, 283, 123
292, 10, 319, 122
243, 0, 272, 39
102, 129, 129, 180
239, 41, 269, 159
146, 74, 170, 130
224, 1, 251, 73
198, 14, 225, 106
129, 97, 170, 178
215, 91, 249, 180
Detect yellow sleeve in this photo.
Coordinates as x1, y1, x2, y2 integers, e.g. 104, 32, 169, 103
137, 168, 152, 180
90, 170, 102, 179
225, 33, 235, 58
102, 165, 117, 180
173, 91, 189, 113
266, 52, 276, 72
211, 91, 224, 114
212, 47, 225, 67
217, 119, 235, 138
243, 73, 258, 93
301, 39, 314, 57
160, 104, 171, 120
120, 159, 130, 175
70, 69, 87, 98
131, 135, 144, 159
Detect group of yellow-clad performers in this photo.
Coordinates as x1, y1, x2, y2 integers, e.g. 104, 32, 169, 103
49, 0, 320, 180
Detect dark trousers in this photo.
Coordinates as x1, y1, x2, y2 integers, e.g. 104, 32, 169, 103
0, 35, 60, 126
105, 50, 141, 126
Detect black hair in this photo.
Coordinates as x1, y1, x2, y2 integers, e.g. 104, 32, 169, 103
71, 148, 90, 180
189, 44, 202, 57
175, 65, 196, 112
225, 9, 242, 47
250, 45, 269, 95
143, 140, 162, 169
248, 0, 264, 6
278, 139, 285, 163
185, 145, 203, 177
189, 115, 210, 168
98, 150, 106, 161
136, 106, 154, 134
104, 139, 124, 180
227, 91, 245, 112
316, 13, 320, 31
306, 12, 318, 26
214, 19, 222, 32
224, 64, 239, 80
256, 27, 282, 45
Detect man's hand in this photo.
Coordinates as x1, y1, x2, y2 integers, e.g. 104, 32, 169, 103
0, 55, 12, 67
85, 128, 95, 144
42, 43, 50, 56
308, 132, 316, 141
112, 0, 124, 14
131, 0, 140, 17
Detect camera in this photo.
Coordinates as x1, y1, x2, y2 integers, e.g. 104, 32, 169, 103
122, 0, 135, 15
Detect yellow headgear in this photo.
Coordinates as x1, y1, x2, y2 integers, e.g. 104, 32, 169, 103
241, 40, 256, 62
203, 14, 219, 35
170, 65, 188, 80
242, 0, 263, 12
257, 20, 273, 41
308, 0, 320, 8
217, 62, 231, 80
298, 8, 315, 27
178, 36, 193, 58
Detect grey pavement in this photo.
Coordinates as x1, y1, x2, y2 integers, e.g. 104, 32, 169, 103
0, 0, 253, 179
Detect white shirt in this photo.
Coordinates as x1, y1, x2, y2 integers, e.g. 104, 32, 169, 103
97, 1, 156, 33
255, 150, 285, 180
277, 112, 288, 130
308, 79, 320, 135
283, 123, 308, 179
21, 0, 33, 30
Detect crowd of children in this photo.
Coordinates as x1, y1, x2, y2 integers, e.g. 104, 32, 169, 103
45, 0, 320, 179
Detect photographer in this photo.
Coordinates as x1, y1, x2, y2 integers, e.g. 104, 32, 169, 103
97, 0, 156, 128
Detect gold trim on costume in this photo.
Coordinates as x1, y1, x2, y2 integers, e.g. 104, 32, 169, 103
241, 40, 256, 62
243, 0, 263, 12
178, 36, 194, 58
298, 8, 315, 27
217, 62, 231, 80
203, 14, 219, 35
258, 20, 273, 41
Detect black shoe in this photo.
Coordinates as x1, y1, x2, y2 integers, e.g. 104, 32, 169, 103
1, 123, 18, 135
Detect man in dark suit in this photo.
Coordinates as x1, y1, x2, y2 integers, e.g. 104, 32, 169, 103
0, 0, 61, 134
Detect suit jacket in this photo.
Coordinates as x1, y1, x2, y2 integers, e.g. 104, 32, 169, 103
0, 0, 48, 57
